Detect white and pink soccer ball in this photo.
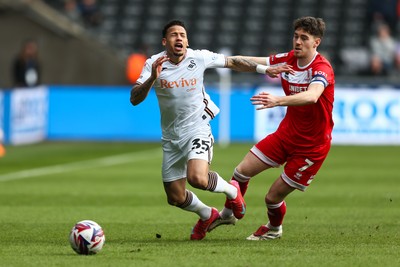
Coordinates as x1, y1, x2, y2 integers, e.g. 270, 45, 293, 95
69, 220, 105, 255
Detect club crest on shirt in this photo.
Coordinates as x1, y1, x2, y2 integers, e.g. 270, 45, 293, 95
187, 60, 197, 71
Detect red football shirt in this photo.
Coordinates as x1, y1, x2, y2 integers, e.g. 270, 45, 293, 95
267, 50, 335, 147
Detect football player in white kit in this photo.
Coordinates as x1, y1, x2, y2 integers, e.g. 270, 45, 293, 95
130, 20, 292, 240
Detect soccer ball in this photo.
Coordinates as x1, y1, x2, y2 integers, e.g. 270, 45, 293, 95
69, 220, 105, 255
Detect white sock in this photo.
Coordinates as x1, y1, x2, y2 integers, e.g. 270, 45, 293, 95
181, 191, 212, 220
208, 171, 237, 199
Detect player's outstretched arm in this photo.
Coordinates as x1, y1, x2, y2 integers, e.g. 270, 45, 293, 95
130, 55, 169, 106
225, 56, 294, 77
225, 56, 261, 72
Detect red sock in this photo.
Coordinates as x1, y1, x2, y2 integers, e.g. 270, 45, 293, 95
267, 201, 286, 227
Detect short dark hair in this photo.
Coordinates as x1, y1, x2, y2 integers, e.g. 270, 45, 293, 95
162, 20, 187, 37
293, 16, 325, 38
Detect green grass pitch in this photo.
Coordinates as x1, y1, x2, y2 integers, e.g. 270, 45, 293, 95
0, 142, 399, 267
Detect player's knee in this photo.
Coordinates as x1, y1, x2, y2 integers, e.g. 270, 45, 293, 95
187, 174, 207, 189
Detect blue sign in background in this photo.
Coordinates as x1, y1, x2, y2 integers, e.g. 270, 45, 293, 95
47, 85, 255, 142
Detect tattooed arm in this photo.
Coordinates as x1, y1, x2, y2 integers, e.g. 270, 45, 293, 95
130, 80, 155, 106
225, 56, 261, 72
225, 56, 294, 78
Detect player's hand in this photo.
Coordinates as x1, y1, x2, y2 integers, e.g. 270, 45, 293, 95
250, 92, 281, 110
266, 64, 294, 78
151, 55, 169, 78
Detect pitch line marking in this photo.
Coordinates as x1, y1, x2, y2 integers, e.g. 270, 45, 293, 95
0, 148, 161, 182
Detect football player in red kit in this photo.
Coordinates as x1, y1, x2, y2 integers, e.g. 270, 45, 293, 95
210, 16, 335, 240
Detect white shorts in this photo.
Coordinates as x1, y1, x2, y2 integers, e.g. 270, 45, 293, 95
161, 125, 214, 182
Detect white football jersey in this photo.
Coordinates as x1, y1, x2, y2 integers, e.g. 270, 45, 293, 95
137, 48, 226, 139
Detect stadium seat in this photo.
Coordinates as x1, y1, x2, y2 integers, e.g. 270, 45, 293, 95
42, 0, 371, 75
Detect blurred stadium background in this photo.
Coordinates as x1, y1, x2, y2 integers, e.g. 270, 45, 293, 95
0, 0, 399, 146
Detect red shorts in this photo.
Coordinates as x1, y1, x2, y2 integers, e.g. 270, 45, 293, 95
251, 133, 331, 191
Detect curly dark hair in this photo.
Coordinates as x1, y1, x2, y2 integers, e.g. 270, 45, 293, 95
293, 16, 325, 38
